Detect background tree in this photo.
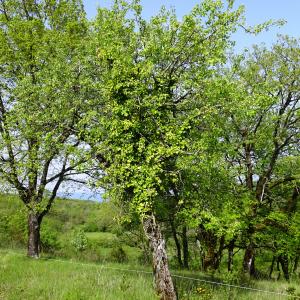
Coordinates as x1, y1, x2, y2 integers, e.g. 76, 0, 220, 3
0, 0, 89, 258
217, 35, 300, 277
163, 35, 300, 279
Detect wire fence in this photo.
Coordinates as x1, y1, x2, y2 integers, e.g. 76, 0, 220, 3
38, 256, 300, 299
1, 249, 300, 299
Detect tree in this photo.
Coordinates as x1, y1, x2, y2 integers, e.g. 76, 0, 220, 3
0, 0, 88, 258
219, 35, 300, 277
166, 35, 300, 279
85, 1, 243, 298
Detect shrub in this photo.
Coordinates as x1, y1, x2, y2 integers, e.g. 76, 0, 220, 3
138, 248, 152, 265
71, 229, 88, 252
110, 246, 128, 263
286, 287, 296, 295
0, 209, 27, 247
40, 226, 60, 253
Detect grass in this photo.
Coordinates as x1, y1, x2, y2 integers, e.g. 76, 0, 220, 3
0, 250, 157, 300
1, 250, 299, 300
85, 232, 142, 262
86, 232, 118, 247
1, 195, 300, 299
174, 277, 300, 300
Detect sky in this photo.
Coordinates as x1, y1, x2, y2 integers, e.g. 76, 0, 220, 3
83, 0, 300, 52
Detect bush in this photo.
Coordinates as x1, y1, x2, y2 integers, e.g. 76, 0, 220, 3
224, 269, 251, 286
71, 229, 88, 252
286, 287, 296, 296
110, 246, 128, 263
82, 221, 99, 233
40, 226, 60, 253
138, 248, 152, 265
0, 209, 27, 247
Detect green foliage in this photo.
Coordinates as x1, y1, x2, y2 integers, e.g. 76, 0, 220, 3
138, 248, 152, 265
0, 0, 91, 256
82, 202, 121, 233
0, 195, 142, 264
71, 229, 88, 252
177, 35, 300, 275
0, 1, 299, 297
85, 0, 245, 225
86, 232, 118, 248
110, 246, 129, 263
0, 196, 27, 247
40, 226, 60, 253
286, 286, 296, 296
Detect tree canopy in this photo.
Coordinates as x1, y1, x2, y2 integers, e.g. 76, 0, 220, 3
0, 1, 299, 299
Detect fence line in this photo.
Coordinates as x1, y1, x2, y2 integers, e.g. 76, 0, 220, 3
171, 274, 300, 298
1, 250, 299, 299
44, 256, 300, 299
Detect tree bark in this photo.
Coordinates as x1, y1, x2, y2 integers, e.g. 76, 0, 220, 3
293, 255, 299, 273
277, 258, 281, 280
170, 219, 183, 268
227, 239, 235, 272
197, 225, 220, 271
286, 186, 299, 216
216, 235, 225, 271
27, 212, 41, 258
243, 243, 256, 277
278, 254, 290, 281
269, 255, 276, 279
143, 214, 177, 300
182, 226, 189, 269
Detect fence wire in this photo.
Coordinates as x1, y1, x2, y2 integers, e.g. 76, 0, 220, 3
1, 250, 299, 299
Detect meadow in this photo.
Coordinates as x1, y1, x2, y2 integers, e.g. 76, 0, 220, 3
1, 195, 299, 299
0, 1, 299, 299
1, 249, 299, 300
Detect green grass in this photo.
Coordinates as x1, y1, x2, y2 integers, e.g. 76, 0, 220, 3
173, 276, 300, 300
85, 232, 142, 262
86, 232, 117, 245
1, 195, 300, 299
0, 250, 157, 300
1, 250, 299, 300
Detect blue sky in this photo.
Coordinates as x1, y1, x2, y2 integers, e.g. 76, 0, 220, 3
83, 0, 300, 52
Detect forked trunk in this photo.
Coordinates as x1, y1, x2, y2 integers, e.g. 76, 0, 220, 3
27, 212, 41, 258
143, 214, 177, 300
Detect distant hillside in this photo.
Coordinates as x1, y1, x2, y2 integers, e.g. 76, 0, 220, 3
0, 194, 141, 263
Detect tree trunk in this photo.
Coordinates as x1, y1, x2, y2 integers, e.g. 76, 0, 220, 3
286, 187, 299, 215
278, 254, 290, 281
203, 243, 216, 271
227, 239, 235, 272
182, 226, 189, 269
243, 244, 255, 276
269, 255, 276, 279
143, 214, 177, 300
27, 212, 41, 258
216, 235, 225, 271
277, 258, 281, 280
293, 255, 299, 273
170, 220, 183, 268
